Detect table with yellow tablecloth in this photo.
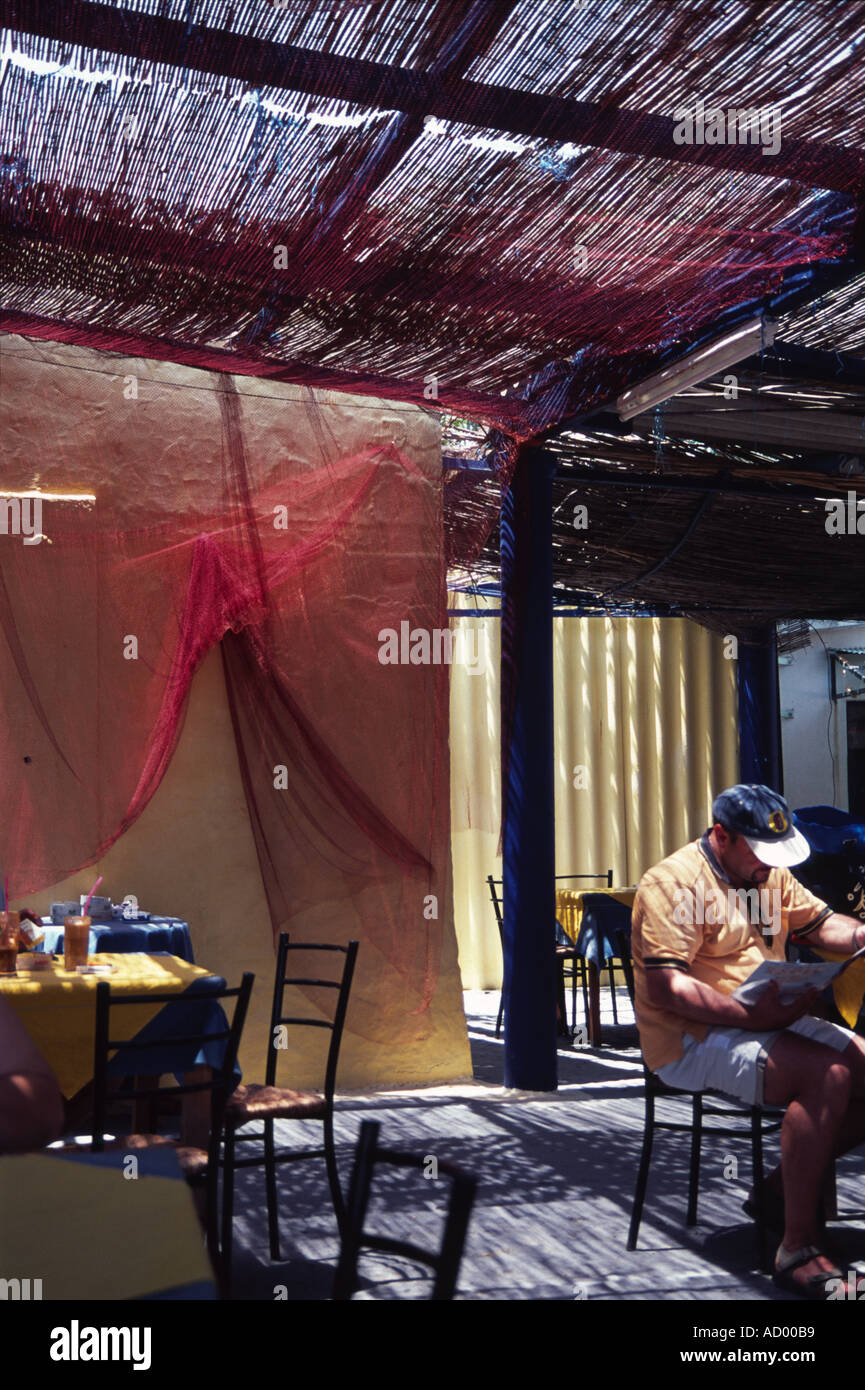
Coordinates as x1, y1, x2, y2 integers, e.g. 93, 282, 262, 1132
555, 888, 636, 1044
0, 1147, 216, 1300
0, 953, 229, 1098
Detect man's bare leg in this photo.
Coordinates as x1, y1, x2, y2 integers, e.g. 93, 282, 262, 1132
762, 1031, 855, 1290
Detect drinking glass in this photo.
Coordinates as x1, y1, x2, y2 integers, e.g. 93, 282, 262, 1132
0, 911, 20, 975
63, 916, 91, 971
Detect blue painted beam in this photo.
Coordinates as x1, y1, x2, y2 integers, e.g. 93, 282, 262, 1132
500, 445, 557, 1091
737, 626, 783, 791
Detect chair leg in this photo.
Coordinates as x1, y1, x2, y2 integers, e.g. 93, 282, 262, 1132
609, 961, 619, 1024
264, 1117, 281, 1261
323, 1110, 346, 1236
751, 1108, 770, 1273
220, 1127, 236, 1296
495, 993, 504, 1037
628, 1090, 655, 1251
580, 960, 590, 1026
686, 1093, 703, 1227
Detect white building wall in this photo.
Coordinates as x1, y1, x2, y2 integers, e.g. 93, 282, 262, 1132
780, 623, 865, 811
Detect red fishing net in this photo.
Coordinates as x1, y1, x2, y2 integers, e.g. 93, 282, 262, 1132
0, 337, 450, 1030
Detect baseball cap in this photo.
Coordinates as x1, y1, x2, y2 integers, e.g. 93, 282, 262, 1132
711, 783, 811, 869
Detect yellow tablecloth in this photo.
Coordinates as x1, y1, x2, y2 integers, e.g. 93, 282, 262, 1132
0, 953, 221, 1097
807, 949, 865, 1028
556, 888, 636, 947
0, 1151, 213, 1300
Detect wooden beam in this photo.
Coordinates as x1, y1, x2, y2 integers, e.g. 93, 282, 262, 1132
625, 405, 865, 455
3, 1, 863, 192
245, 0, 520, 342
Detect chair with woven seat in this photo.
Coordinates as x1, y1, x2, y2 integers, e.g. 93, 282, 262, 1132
332, 1119, 478, 1301
487, 871, 614, 1038
613, 927, 782, 1270
85, 972, 254, 1276
220, 933, 358, 1276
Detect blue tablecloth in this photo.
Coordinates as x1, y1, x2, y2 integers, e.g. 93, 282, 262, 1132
39, 916, 194, 963
574, 893, 633, 967
105, 970, 239, 1084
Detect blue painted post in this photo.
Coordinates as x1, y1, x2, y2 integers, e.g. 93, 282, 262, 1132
738, 626, 782, 791
500, 445, 557, 1091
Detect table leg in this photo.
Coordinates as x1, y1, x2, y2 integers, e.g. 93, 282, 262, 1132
181, 1065, 214, 1148
556, 961, 570, 1039
587, 961, 601, 1046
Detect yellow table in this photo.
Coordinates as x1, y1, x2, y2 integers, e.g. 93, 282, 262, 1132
556, 887, 636, 946
0, 1149, 215, 1300
555, 888, 636, 1044
0, 953, 223, 1098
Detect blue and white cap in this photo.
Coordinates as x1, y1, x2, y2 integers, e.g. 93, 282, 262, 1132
711, 784, 811, 869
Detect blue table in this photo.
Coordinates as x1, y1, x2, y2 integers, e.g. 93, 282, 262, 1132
39, 915, 194, 963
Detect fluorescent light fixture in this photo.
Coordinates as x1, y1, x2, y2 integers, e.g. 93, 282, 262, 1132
616, 316, 776, 421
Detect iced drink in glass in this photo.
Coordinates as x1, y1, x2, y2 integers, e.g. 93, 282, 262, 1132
0, 911, 20, 974
64, 916, 91, 971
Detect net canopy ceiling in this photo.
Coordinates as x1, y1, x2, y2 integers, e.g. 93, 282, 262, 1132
2, 0, 864, 442
3, 0, 865, 621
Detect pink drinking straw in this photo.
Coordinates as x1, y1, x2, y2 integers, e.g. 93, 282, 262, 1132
82, 875, 103, 917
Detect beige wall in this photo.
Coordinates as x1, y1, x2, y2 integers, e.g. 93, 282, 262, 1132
450, 609, 740, 989
19, 647, 472, 1088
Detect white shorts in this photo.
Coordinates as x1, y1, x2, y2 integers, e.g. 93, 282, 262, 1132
656, 1016, 856, 1107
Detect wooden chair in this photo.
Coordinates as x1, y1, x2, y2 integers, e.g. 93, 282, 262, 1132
89, 972, 254, 1276
613, 928, 781, 1270
487, 871, 613, 1039
220, 934, 358, 1278
332, 1119, 478, 1301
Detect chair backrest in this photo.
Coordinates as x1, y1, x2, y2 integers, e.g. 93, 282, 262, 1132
555, 871, 615, 888
266, 934, 359, 1100
92, 972, 255, 1170
332, 1119, 478, 1301
487, 870, 614, 937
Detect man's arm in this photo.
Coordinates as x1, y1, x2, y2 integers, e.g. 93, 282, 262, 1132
646, 968, 820, 1032
803, 913, 865, 956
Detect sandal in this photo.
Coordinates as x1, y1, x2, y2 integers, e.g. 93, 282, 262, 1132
772, 1244, 848, 1300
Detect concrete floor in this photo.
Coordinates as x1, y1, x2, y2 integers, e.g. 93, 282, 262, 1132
227, 988, 865, 1300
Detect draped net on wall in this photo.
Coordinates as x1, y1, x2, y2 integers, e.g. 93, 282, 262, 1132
0, 334, 456, 1047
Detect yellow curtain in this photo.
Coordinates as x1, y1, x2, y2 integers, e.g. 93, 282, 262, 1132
450, 607, 739, 988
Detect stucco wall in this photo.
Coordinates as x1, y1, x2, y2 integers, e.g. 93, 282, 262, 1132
19, 647, 471, 1089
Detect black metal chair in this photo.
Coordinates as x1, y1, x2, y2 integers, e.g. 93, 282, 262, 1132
220, 934, 358, 1275
332, 1119, 478, 1301
613, 928, 782, 1271
89, 972, 254, 1273
487, 870, 614, 1038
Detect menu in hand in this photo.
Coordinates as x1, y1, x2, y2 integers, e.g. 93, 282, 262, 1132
733, 941, 865, 1007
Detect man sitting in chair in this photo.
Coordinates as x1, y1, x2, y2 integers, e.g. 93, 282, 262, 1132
632, 783, 865, 1300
